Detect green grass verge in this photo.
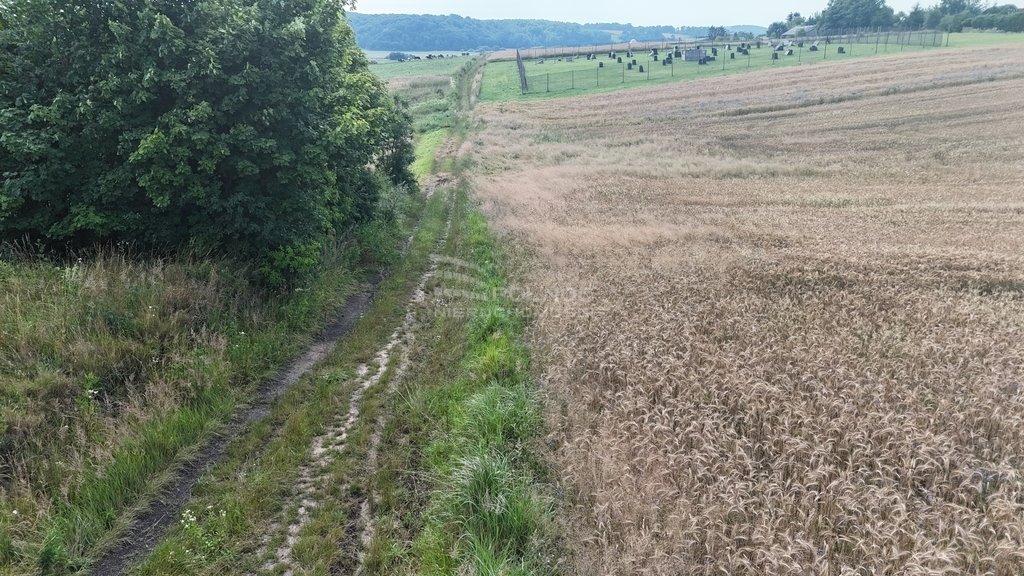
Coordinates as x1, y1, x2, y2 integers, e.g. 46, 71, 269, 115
412, 129, 449, 181
412, 187, 559, 574
362, 180, 562, 575
480, 31, 1024, 102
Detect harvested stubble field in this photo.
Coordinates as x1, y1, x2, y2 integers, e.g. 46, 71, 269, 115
469, 45, 1024, 575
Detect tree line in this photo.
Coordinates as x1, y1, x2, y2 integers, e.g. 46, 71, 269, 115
347, 13, 764, 51
0, 0, 415, 285
767, 1, 1023, 37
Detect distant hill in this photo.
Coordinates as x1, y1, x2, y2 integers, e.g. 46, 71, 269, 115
347, 13, 768, 51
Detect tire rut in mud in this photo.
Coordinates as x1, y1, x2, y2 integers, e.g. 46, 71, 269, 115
257, 198, 454, 576
88, 277, 383, 576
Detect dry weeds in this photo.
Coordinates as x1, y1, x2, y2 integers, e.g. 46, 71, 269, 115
470, 47, 1024, 574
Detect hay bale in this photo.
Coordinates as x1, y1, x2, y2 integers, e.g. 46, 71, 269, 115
599, 61, 604, 68
730, 52, 736, 59
809, 45, 818, 52
617, 57, 622, 64
638, 64, 644, 72
772, 52, 779, 60
786, 49, 794, 56
837, 46, 846, 54
627, 63, 633, 70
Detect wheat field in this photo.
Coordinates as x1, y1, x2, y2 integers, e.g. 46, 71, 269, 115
469, 45, 1024, 574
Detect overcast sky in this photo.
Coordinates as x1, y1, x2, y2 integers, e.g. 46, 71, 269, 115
351, 0, 928, 27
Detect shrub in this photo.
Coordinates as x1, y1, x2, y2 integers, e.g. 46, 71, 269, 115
0, 0, 414, 284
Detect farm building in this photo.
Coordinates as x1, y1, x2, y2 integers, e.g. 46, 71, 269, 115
682, 48, 706, 61
783, 25, 818, 38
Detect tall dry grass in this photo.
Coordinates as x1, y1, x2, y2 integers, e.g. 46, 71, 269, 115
470, 46, 1024, 574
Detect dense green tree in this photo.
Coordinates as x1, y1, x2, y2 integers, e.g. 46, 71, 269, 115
345, 14, 764, 51
938, 0, 982, 15
905, 3, 928, 28
707, 25, 728, 39
767, 21, 789, 37
0, 0, 413, 284
821, 0, 896, 29
982, 4, 1019, 14
961, 6, 1023, 31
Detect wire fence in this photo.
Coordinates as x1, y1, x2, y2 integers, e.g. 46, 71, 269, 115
521, 29, 947, 95
524, 60, 702, 93
512, 28, 946, 62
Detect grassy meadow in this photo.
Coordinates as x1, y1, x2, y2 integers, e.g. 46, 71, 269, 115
481, 31, 1024, 101
470, 42, 1024, 574
367, 54, 476, 81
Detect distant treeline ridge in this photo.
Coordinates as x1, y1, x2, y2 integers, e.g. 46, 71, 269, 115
347, 13, 767, 51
